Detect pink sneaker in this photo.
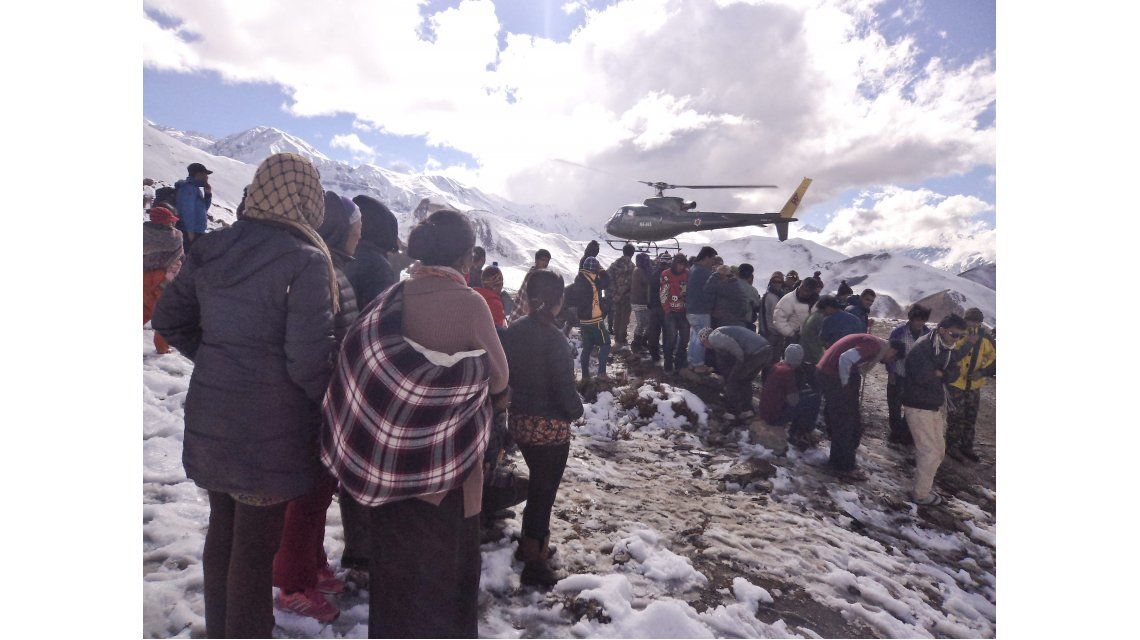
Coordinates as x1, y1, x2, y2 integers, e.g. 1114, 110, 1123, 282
316, 566, 346, 595
275, 588, 340, 623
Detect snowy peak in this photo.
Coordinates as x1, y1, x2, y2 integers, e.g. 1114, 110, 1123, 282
958, 261, 996, 290
148, 122, 218, 151
210, 126, 331, 165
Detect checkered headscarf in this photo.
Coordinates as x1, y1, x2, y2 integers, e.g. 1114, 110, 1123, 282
242, 153, 339, 312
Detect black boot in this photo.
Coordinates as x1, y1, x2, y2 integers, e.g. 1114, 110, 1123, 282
518, 537, 559, 589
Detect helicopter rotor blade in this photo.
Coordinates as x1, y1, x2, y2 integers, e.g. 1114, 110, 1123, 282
550, 159, 628, 180
669, 184, 779, 189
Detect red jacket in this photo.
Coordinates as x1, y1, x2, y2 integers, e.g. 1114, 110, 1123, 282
660, 269, 688, 314
474, 287, 506, 327
759, 362, 796, 423
816, 333, 883, 379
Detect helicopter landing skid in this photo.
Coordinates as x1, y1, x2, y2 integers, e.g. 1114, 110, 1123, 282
604, 237, 681, 256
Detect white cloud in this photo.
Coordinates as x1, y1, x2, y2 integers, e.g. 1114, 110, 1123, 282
142, 0, 996, 228
800, 186, 995, 271
329, 133, 376, 159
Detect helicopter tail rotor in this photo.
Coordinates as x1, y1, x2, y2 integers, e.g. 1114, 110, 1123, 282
779, 177, 813, 219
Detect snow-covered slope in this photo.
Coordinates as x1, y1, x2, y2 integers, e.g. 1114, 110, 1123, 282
147, 120, 218, 151
958, 261, 996, 290
143, 124, 255, 226
820, 252, 996, 322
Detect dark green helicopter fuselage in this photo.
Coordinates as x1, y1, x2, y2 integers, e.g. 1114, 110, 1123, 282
604, 197, 791, 242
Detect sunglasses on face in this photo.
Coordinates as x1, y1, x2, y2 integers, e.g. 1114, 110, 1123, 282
947, 332, 964, 340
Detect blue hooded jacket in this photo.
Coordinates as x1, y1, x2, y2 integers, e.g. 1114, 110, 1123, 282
174, 177, 212, 234
820, 309, 864, 346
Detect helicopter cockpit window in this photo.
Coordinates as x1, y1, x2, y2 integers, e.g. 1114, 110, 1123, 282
623, 207, 637, 217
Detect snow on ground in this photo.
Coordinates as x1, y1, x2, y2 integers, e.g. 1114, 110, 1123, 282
143, 324, 996, 639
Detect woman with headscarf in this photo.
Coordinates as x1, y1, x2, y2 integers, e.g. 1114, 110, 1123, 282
152, 153, 337, 638
143, 194, 183, 354
269, 192, 363, 623
322, 209, 508, 638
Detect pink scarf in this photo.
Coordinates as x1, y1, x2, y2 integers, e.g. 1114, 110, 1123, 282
408, 261, 468, 287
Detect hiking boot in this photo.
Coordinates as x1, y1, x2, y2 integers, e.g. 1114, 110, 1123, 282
693, 365, 713, 374
738, 410, 755, 421
517, 537, 559, 589
957, 446, 981, 462
275, 588, 339, 623
514, 539, 558, 561
316, 566, 346, 595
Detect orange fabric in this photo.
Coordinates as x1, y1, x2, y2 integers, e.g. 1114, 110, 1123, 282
144, 270, 170, 353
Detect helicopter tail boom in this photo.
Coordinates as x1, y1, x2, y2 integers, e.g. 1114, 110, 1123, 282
778, 177, 813, 219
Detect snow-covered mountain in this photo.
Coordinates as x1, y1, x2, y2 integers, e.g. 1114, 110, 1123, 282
143, 121, 996, 321
146, 120, 218, 151
958, 261, 996, 290
210, 125, 332, 165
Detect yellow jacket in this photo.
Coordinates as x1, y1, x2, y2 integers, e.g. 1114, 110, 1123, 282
949, 334, 996, 391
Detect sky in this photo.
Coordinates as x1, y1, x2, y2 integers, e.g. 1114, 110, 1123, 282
143, 0, 996, 264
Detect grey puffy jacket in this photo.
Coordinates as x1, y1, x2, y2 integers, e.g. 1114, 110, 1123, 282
152, 219, 336, 498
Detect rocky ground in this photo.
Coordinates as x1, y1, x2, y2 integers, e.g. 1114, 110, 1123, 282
143, 319, 996, 638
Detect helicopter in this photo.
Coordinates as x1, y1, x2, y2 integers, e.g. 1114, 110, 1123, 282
603, 177, 813, 253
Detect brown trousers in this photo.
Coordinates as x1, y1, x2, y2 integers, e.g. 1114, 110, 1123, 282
203, 491, 288, 638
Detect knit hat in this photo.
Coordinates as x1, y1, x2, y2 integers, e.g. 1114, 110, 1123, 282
698, 327, 714, 342
318, 191, 355, 253
786, 270, 799, 279
769, 271, 784, 282
341, 195, 362, 224
837, 280, 853, 297
481, 266, 504, 290
582, 256, 602, 273
656, 252, 672, 266
672, 253, 687, 265
148, 203, 179, 226
784, 343, 804, 368
242, 153, 339, 312
964, 307, 984, 323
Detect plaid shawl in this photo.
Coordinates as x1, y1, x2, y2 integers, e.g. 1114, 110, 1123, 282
320, 281, 492, 506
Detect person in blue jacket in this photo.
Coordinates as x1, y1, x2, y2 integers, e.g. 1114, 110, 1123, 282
820, 298, 865, 347
845, 288, 876, 331
174, 162, 213, 246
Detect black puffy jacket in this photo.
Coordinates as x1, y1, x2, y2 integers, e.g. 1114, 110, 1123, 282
342, 240, 396, 311
502, 316, 584, 422
900, 334, 964, 411
152, 219, 336, 498
331, 254, 361, 347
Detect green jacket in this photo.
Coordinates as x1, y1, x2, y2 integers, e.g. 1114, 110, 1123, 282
800, 310, 825, 363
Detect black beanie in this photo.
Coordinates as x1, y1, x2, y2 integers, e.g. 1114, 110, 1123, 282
353, 195, 399, 252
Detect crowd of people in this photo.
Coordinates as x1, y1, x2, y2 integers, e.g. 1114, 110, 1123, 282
143, 155, 996, 638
